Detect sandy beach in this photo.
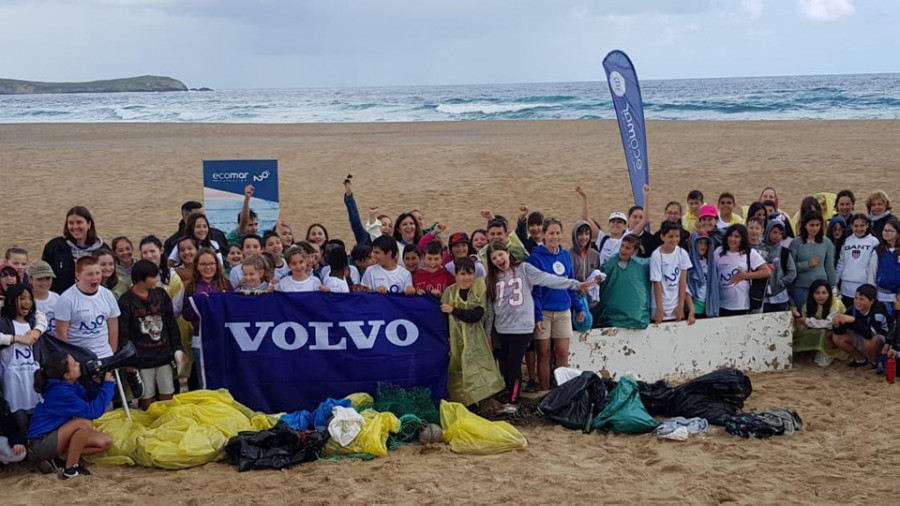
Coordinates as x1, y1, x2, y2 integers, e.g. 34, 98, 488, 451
2, 120, 900, 504
2, 120, 899, 256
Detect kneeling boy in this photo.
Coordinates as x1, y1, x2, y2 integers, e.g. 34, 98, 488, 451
832, 284, 889, 368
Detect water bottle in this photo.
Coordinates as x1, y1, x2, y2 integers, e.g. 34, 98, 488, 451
887, 356, 896, 384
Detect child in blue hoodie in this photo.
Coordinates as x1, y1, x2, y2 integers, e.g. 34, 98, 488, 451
527, 218, 585, 391
687, 231, 720, 318
27, 352, 114, 479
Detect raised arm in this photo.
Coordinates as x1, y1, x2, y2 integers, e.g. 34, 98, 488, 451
629, 184, 651, 235
237, 185, 253, 235
576, 186, 600, 239
343, 179, 372, 246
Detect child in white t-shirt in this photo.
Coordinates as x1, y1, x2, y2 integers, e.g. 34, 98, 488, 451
714, 224, 772, 316
650, 221, 693, 323
361, 236, 415, 295
55, 257, 121, 359
276, 248, 322, 293
26, 261, 59, 337
322, 247, 352, 293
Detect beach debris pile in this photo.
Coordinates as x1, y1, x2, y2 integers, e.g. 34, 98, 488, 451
538, 368, 803, 440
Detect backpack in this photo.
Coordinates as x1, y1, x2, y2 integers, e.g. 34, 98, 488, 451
598, 235, 611, 255
780, 247, 790, 276
876, 248, 900, 293
747, 252, 767, 312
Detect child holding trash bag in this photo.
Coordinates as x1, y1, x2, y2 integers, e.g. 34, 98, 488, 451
27, 352, 114, 479
440, 257, 504, 407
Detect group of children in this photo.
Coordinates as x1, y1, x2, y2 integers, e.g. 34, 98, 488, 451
1, 182, 900, 472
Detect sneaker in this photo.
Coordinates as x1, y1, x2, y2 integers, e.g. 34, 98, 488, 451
848, 359, 868, 368
524, 380, 539, 393
500, 403, 519, 415
60, 465, 82, 480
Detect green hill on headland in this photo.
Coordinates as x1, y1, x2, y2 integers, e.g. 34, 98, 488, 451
0, 75, 188, 95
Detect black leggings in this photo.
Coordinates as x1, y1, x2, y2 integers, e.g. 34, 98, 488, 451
496, 332, 533, 398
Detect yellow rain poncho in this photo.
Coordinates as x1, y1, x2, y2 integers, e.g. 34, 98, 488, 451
440, 277, 504, 406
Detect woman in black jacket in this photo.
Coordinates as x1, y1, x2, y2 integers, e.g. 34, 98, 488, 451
41, 206, 107, 293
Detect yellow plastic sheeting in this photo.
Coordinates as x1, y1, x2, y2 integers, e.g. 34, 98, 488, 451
344, 392, 374, 409
88, 389, 279, 469
323, 409, 398, 457
440, 401, 527, 455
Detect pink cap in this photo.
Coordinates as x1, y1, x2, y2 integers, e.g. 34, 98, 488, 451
698, 204, 718, 219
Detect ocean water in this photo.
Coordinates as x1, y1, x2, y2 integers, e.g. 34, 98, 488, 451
1, 73, 898, 123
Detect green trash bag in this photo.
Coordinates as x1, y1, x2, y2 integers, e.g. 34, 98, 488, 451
592, 376, 659, 434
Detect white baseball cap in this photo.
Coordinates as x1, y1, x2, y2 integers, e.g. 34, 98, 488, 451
608, 212, 627, 223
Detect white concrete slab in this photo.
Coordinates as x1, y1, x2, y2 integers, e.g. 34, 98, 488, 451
568, 311, 793, 382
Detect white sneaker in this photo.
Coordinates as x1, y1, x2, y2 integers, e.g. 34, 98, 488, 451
500, 404, 519, 415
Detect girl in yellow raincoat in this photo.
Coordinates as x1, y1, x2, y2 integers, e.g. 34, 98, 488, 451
440, 257, 504, 406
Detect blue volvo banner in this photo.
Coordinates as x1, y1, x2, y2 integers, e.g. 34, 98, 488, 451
194, 292, 450, 413
603, 50, 649, 207
202, 159, 279, 240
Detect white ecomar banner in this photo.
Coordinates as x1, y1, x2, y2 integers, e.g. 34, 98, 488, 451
568, 311, 792, 382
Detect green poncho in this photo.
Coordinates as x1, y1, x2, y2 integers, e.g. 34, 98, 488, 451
441, 278, 504, 405
599, 255, 650, 329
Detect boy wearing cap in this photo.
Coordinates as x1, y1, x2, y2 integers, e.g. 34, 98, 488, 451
27, 261, 59, 337
576, 185, 650, 267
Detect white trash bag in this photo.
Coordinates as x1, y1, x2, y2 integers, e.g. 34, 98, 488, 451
328, 406, 367, 447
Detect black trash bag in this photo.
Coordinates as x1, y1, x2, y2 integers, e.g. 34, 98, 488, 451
538, 371, 611, 430
33, 334, 97, 367
637, 379, 676, 417
665, 368, 753, 426
225, 422, 328, 472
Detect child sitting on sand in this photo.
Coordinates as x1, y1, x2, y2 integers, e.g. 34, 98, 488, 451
792, 279, 847, 366
832, 283, 890, 367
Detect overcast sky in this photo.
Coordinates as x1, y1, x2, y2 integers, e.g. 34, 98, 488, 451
0, 0, 894, 88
